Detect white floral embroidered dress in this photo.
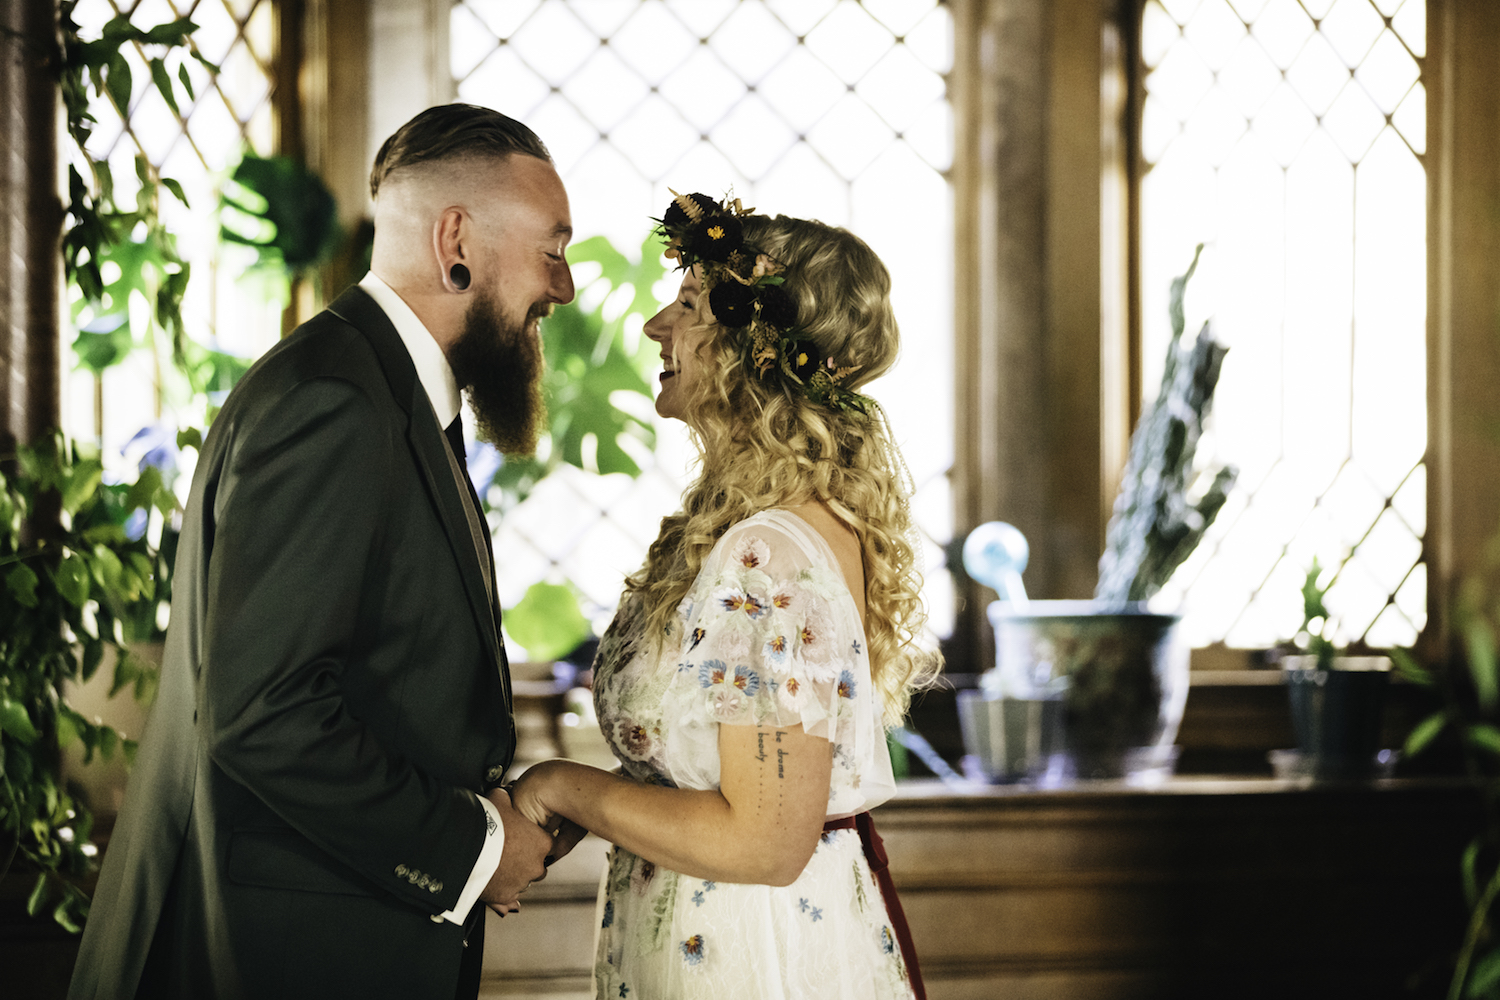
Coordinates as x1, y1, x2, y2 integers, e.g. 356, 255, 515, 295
591, 510, 915, 1000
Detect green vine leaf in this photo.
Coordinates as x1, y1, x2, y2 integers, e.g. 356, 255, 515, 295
54, 552, 91, 608
6, 563, 40, 609
0, 698, 40, 745
1404, 710, 1448, 757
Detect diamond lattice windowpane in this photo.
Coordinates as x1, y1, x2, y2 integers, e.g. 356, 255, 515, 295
709, 95, 798, 179
804, 2, 894, 84
757, 141, 850, 221
607, 95, 700, 180
1186, 86, 1249, 164
862, 0, 938, 35
190, 2, 242, 64
563, 48, 650, 133
1143, 1, 1183, 68
451, 5, 500, 80
456, 47, 552, 117
453, 1, 955, 640
567, 0, 639, 35
759, 46, 848, 133
1161, 0, 1205, 24
1286, 32, 1352, 116
806, 94, 896, 180
527, 94, 603, 173
858, 45, 946, 133
508, 2, 600, 85
708, 3, 797, 84
1301, 0, 1337, 17
1184, 0, 1249, 70
462, 0, 544, 39
904, 100, 953, 170
1251, 83, 1318, 165
764, 0, 838, 35
1360, 506, 1424, 593
1391, 81, 1425, 154
1356, 29, 1421, 114
1321, 0, 1386, 65
659, 46, 747, 130
1218, 35, 1282, 116
1390, 463, 1426, 535
663, 0, 737, 37
1321, 82, 1385, 160
1392, 1, 1425, 57
1250, 0, 1315, 69
1147, 42, 1215, 120
905, 8, 955, 80
610, 2, 699, 83
1394, 560, 1426, 625
1228, 0, 1270, 18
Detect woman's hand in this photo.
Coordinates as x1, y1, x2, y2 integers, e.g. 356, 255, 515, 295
510, 758, 570, 829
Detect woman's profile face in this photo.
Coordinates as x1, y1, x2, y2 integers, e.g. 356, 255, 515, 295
644, 267, 713, 422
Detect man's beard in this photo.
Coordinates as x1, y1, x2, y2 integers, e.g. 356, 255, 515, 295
448, 290, 549, 456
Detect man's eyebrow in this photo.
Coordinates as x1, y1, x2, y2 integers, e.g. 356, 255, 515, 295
552, 223, 573, 239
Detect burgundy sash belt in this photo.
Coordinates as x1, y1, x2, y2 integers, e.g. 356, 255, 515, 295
822, 812, 926, 1000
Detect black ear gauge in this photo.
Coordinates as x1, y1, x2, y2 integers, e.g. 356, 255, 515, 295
450, 263, 471, 291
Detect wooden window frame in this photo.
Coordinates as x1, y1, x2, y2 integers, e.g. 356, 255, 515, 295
948, 0, 1500, 675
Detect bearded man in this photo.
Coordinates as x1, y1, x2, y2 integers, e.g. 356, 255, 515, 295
69, 104, 577, 1000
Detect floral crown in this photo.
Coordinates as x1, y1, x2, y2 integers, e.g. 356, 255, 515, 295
654, 191, 870, 415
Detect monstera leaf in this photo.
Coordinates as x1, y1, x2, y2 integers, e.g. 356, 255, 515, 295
220, 152, 340, 274
489, 232, 667, 509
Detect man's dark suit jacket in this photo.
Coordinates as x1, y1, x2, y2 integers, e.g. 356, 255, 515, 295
68, 287, 515, 1000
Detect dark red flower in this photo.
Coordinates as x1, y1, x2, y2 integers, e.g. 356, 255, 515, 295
785, 340, 822, 381
757, 285, 797, 330
686, 213, 743, 262
708, 279, 755, 327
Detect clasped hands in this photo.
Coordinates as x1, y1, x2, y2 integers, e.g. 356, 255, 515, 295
478, 778, 585, 915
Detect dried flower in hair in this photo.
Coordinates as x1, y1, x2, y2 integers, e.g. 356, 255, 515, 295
687, 214, 743, 263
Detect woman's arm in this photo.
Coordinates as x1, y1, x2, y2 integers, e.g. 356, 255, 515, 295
513, 723, 832, 886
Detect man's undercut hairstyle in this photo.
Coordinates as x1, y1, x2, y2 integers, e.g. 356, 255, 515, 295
370, 103, 551, 198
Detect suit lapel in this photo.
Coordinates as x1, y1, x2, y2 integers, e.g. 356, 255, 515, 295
327, 287, 508, 699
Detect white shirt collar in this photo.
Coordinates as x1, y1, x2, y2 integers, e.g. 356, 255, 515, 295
358, 272, 462, 428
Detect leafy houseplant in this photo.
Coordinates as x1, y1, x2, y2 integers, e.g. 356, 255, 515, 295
1279, 561, 1394, 778
487, 232, 668, 663
1401, 526, 1500, 999
1, 434, 179, 931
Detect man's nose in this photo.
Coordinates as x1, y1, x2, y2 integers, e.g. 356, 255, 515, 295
551, 260, 575, 305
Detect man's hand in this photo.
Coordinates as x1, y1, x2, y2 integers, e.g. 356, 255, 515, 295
479, 787, 555, 912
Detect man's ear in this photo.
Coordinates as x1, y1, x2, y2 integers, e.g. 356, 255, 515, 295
434, 207, 471, 293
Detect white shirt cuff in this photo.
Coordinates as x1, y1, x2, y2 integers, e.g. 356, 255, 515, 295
439, 793, 505, 925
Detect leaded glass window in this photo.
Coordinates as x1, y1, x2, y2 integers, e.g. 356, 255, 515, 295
1140, 0, 1426, 650
451, 0, 955, 640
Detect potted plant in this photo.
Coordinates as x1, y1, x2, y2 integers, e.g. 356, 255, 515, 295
1, 433, 178, 930
1277, 559, 1394, 780
964, 245, 1236, 781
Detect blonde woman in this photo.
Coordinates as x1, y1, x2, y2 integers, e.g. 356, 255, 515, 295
512, 194, 936, 1000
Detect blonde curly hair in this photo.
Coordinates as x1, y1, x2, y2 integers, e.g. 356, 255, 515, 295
626, 214, 940, 725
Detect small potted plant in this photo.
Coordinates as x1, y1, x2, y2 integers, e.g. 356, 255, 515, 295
966, 246, 1235, 782
1278, 559, 1394, 779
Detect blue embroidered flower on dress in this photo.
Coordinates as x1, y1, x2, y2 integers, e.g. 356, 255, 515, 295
799, 898, 809, 913
601, 899, 614, 928
689, 626, 706, 650
619, 985, 630, 998
852, 639, 862, 655
837, 669, 857, 699
716, 587, 767, 619
692, 890, 705, 906
698, 660, 727, 688
880, 926, 896, 954
731, 665, 761, 695
810, 906, 823, 922
702, 880, 717, 891
680, 934, 706, 965
763, 634, 791, 671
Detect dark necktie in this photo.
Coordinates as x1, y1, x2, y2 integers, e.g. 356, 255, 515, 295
444, 416, 497, 591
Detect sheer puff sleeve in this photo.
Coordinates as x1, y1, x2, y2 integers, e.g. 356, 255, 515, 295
661, 512, 895, 817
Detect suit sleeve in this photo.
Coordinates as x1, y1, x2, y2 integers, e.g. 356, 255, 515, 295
202, 375, 486, 913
